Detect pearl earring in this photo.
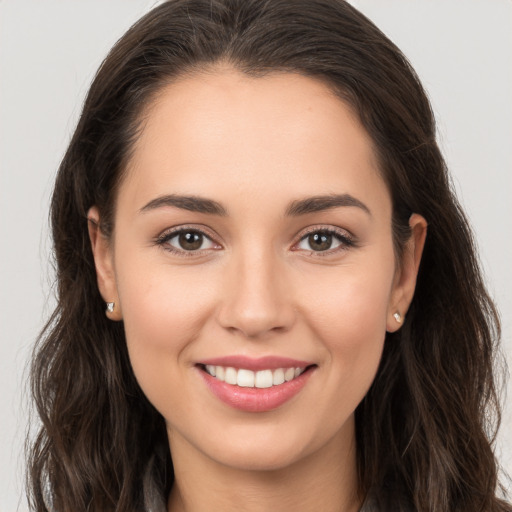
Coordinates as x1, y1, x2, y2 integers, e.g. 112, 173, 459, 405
106, 302, 115, 313
393, 312, 402, 324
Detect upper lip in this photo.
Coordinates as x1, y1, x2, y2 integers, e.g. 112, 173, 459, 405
197, 355, 315, 371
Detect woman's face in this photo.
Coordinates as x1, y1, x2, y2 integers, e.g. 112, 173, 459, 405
90, 67, 424, 471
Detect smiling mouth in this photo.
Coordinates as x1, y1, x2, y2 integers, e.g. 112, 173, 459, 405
199, 364, 314, 388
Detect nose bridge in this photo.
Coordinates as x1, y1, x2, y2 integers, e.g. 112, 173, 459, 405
217, 241, 295, 338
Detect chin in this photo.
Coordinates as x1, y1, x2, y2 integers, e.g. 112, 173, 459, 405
192, 419, 343, 474
211, 444, 308, 473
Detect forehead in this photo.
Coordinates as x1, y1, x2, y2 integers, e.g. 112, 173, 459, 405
121, 67, 390, 216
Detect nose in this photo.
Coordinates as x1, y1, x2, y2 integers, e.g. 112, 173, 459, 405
216, 249, 296, 339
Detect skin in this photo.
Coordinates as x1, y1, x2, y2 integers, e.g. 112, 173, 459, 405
88, 66, 426, 512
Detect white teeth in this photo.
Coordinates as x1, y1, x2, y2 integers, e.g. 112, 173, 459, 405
237, 369, 255, 387
215, 366, 225, 380
284, 368, 295, 382
272, 368, 285, 385
255, 370, 273, 388
225, 367, 237, 385
204, 365, 306, 388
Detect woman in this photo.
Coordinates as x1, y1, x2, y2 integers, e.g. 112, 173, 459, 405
28, 1, 510, 511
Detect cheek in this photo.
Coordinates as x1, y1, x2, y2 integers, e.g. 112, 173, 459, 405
300, 258, 394, 394
304, 260, 393, 338
115, 256, 217, 394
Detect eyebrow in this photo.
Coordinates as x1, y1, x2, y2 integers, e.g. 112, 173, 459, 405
285, 194, 371, 217
140, 194, 228, 216
139, 192, 371, 217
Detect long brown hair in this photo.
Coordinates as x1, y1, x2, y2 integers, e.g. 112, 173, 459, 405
28, 1, 510, 511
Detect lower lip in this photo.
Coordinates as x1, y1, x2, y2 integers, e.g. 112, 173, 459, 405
198, 367, 314, 413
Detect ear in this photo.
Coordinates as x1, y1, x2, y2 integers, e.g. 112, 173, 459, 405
87, 206, 123, 321
387, 213, 427, 332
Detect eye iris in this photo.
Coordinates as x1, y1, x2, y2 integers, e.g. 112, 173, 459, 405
178, 231, 203, 250
309, 232, 332, 251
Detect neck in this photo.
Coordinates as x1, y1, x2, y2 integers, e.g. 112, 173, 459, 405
167, 419, 362, 512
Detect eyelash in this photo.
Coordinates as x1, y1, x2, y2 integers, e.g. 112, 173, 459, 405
155, 226, 219, 257
293, 227, 356, 257
155, 225, 356, 258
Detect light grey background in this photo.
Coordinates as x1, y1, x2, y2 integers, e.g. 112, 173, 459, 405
1, 1, 510, 510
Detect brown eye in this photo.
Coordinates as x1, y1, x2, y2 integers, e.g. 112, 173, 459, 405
178, 231, 204, 250
295, 229, 353, 254
161, 229, 218, 253
308, 232, 333, 251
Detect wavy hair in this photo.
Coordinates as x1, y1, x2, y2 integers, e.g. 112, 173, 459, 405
28, 1, 510, 511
